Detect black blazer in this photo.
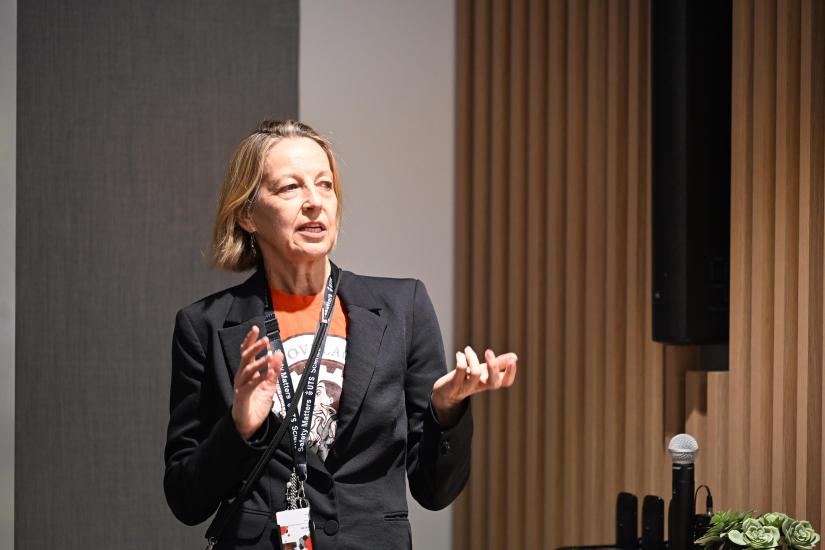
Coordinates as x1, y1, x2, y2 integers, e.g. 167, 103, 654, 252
164, 269, 472, 549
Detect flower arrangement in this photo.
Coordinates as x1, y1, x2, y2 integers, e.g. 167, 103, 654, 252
695, 511, 820, 550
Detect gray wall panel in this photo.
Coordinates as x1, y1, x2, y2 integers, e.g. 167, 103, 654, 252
1, 0, 16, 547
300, 2, 456, 548
16, 2, 298, 548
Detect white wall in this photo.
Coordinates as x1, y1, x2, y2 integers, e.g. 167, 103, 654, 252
300, 1, 456, 548
0, 0, 15, 547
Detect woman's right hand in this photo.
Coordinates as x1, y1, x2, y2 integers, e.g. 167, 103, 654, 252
232, 325, 282, 440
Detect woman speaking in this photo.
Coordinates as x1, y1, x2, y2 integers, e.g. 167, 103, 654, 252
164, 120, 518, 550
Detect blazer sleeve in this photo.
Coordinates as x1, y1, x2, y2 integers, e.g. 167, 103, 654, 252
163, 308, 271, 526
404, 280, 473, 510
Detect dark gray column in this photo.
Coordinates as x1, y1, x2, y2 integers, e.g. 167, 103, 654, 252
1, 0, 16, 547
16, 2, 298, 548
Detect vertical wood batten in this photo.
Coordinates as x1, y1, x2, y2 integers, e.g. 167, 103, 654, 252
685, 371, 708, 464
583, 3, 608, 541
486, 0, 510, 546
543, 1, 568, 545
816, 0, 825, 529
524, 0, 548, 546
687, 373, 707, 516
795, 0, 812, 519
623, 0, 645, 494
563, 0, 588, 540
466, 0, 491, 546
640, 0, 666, 498
706, 372, 729, 505
749, 0, 778, 514
816, 2, 825, 532
453, 1, 472, 542
806, 0, 825, 526
772, 0, 801, 516
454, 0, 472, 407
505, 0, 528, 546
727, 0, 754, 511
603, 0, 630, 531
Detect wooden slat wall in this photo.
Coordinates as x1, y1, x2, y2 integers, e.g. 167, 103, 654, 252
454, 1, 825, 548
689, 0, 825, 527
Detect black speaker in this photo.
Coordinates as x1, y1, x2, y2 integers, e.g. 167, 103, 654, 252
616, 492, 638, 549
642, 495, 665, 550
651, 0, 732, 345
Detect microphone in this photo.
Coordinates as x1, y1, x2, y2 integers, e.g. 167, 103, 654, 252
667, 434, 699, 550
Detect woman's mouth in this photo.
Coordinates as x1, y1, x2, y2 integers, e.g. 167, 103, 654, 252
297, 222, 327, 235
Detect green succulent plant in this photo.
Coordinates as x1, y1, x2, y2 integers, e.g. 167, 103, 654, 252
783, 518, 821, 550
696, 511, 820, 550
727, 518, 780, 549
695, 510, 756, 546
761, 514, 788, 530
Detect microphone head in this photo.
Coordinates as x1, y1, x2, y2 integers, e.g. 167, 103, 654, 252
668, 433, 699, 464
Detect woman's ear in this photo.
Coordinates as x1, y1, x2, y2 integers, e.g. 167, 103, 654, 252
238, 207, 256, 234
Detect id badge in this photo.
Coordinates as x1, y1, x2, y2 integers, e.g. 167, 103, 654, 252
276, 507, 314, 550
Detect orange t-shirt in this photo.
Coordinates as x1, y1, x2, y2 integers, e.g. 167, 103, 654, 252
269, 287, 348, 461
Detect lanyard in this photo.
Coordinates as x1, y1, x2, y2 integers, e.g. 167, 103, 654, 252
204, 264, 342, 547
262, 263, 341, 484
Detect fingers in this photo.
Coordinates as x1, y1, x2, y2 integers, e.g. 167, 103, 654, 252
237, 326, 277, 387
455, 347, 519, 395
241, 325, 259, 349
237, 349, 283, 389
455, 346, 489, 387
266, 352, 281, 382
464, 346, 486, 383
266, 350, 283, 380
485, 349, 502, 389
455, 351, 469, 381
241, 333, 269, 366
236, 351, 269, 387
499, 352, 518, 387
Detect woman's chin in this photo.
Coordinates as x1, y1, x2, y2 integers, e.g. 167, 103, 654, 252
289, 242, 333, 262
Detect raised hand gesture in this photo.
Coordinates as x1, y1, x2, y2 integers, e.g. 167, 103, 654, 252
431, 346, 518, 426
232, 325, 282, 440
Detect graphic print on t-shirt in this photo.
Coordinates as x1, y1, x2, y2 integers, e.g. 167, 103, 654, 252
269, 288, 347, 462
272, 332, 346, 458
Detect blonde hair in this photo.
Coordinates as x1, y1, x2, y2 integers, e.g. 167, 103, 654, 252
211, 120, 342, 272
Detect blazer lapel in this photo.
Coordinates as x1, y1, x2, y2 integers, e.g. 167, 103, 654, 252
333, 271, 386, 442
218, 269, 267, 384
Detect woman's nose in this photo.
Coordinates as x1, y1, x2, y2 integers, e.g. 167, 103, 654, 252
302, 184, 322, 209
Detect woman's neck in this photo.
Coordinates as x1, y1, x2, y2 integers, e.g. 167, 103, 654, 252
263, 255, 330, 295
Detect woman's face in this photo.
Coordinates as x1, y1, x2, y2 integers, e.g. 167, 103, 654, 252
245, 137, 338, 265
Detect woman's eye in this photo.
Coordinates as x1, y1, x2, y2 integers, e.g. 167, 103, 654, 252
279, 183, 299, 193
318, 180, 333, 190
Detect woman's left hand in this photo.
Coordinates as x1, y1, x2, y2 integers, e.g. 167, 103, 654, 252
430, 347, 518, 426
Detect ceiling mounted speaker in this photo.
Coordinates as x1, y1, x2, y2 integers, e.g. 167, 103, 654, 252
651, 0, 732, 345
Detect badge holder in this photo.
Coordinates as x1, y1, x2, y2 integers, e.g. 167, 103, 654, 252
275, 469, 314, 549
